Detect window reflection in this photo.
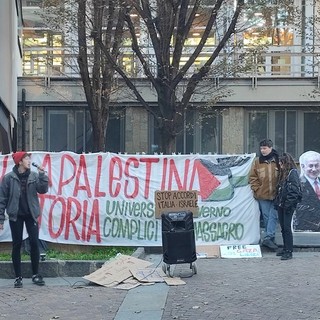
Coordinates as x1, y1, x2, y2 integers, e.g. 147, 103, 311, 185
248, 111, 268, 154
247, 110, 320, 159
271, 54, 291, 75
21, 1, 299, 77
23, 29, 63, 75
304, 113, 320, 153
243, 0, 294, 46
152, 110, 221, 154
46, 108, 123, 153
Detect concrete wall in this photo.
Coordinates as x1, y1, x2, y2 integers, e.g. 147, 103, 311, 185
0, 0, 20, 120
17, 76, 320, 154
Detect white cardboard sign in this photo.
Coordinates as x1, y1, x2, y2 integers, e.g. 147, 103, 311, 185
220, 244, 262, 258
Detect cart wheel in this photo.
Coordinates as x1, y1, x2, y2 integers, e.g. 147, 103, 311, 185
167, 265, 174, 278
192, 262, 197, 275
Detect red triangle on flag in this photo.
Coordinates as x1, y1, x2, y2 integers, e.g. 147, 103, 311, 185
195, 160, 221, 200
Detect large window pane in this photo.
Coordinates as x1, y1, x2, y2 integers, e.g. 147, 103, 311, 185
106, 113, 124, 153
184, 111, 195, 154
274, 110, 296, 155
286, 111, 296, 155
151, 110, 221, 154
304, 112, 320, 153
47, 108, 123, 153
48, 112, 68, 151
243, 0, 294, 47
247, 109, 318, 160
271, 54, 291, 75
247, 111, 268, 153
200, 113, 219, 153
75, 111, 85, 153
274, 110, 285, 154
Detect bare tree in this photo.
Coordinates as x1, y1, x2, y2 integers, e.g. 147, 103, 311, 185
41, 0, 127, 152
92, 0, 245, 153
77, 0, 128, 151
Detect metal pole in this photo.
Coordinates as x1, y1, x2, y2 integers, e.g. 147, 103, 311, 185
21, 88, 26, 151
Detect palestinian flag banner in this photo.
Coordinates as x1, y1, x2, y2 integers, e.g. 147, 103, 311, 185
0, 152, 260, 246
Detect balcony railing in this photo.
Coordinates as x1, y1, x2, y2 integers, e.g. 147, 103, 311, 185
21, 45, 320, 86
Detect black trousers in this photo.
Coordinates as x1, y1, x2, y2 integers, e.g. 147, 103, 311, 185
9, 215, 40, 278
277, 207, 294, 252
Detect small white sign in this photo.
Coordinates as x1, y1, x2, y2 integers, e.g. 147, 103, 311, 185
220, 244, 262, 258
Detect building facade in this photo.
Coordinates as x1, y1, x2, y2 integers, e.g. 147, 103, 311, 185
0, 0, 23, 153
16, 0, 320, 159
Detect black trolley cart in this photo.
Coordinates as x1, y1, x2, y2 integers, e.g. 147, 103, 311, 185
161, 211, 197, 277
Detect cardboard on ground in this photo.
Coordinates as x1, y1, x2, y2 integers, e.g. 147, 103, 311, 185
196, 245, 220, 258
83, 254, 153, 287
115, 278, 141, 290
154, 190, 199, 218
163, 276, 186, 286
220, 244, 262, 258
130, 267, 165, 283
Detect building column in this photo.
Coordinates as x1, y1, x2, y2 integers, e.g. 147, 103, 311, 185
125, 107, 149, 153
222, 107, 244, 154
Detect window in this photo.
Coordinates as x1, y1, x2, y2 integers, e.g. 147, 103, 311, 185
47, 111, 69, 151
46, 108, 124, 153
106, 111, 125, 153
22, 0, 42, 6
304, 112, 320, 152
46, 109, 88, 152
150, 109, 221, 154
271, 54, 291, 75
23, 29, 63, 76
246, 109, 320, 160
243, 0, 295, 46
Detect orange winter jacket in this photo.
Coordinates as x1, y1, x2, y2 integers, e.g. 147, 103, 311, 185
249, 157, 279, 200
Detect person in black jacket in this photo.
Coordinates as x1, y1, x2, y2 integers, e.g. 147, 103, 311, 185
0, 152, 49, 288
274, 153, 301, 260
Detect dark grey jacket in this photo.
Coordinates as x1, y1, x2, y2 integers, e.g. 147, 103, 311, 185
0, 168, 49, 224
274, 169, 301, 210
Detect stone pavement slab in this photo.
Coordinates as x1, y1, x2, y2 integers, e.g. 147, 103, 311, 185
114, 283, 169, 320
162, 251, 320, 320
1, 251, 320, 320
0, 278, 126, 320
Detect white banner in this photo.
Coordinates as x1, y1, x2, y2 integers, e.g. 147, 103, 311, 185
0, 152, 260, 246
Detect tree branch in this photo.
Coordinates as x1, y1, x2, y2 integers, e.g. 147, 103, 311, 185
171, 0, 200, 77
125, 14, 158, 88
93, 35, 158, 118
77, 0, 94, 107
171, 0, 224, 89
129, 0, 162, 65
181, 0, 245, 106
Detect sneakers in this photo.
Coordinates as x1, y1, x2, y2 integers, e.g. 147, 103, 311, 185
262, 238, 278, 250
14, 275, 45, 287
32, 274, 45, 286
14, 276, 23, 288
281, 251, 293, 260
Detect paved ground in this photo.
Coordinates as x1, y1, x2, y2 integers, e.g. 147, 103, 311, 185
0, 277, 126, 320
1, 251, 320, 320
163, 251, 320, 320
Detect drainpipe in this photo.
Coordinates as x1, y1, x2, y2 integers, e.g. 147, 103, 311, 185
21, 88, 26, 151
